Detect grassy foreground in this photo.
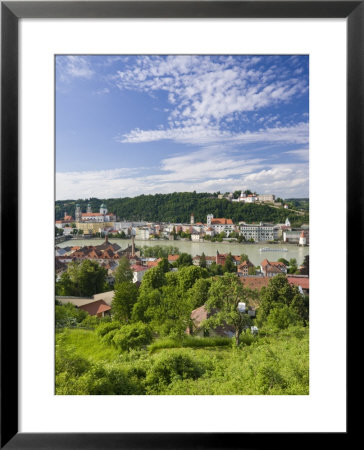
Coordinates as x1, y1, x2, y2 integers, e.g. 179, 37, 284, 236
56, 327, 309, 395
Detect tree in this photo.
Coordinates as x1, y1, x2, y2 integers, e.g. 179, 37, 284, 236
56, 260, 108, 297
188, 278, 211, 310
264, 304, 303, 331
112, 281, 139, 323
177, 266, 209, 292
55, 302, 87, 328
258, 274, 308, 326
158, 257, 170, 273
55, 227, 64, 236
114, 256, 133, 284
288, 258, 298, 274
176, 253, 193, 268
278, 257, 289, 266
223, 253, 236, 273
139, 266, 166, 293
240, 254, 249, 263
205, 273, 256, 345
209, 262, 223, 276
112, 322, 153, 351
200, 252, 207, 268
300, 255, 309, 275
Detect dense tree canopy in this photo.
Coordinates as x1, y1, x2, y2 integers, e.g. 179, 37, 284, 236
257, 274, 308, 326
56, 260, 108, 297
55, 192, 309, 225
114, 256, 133, 284
205, 273, 257, 345
112, 281, 139, 323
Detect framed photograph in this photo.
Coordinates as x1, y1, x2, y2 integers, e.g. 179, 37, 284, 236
1, 1, 355, 447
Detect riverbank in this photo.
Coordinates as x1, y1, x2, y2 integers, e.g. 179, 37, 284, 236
57, 238, 309, 266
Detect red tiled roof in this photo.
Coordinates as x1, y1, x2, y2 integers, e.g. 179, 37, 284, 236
211, 218, 233, 225
238, 260, 253, 268
146, 261, 159, 268
240, 277, 270, 291
131, 265, 148, 272
168, 254, 180, 262
78, 300, 111, 316
287, 276, 309, 290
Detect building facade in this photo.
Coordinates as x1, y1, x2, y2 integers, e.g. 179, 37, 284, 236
239, 222, 279, 242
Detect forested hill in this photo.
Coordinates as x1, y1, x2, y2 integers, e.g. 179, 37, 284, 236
55, 193, 309, 226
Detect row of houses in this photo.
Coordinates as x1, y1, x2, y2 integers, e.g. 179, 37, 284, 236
56, 206, 308, 244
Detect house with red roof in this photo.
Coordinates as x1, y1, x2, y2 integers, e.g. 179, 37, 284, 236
260, 259, 287, 277
206, 214, 236, 236
237, 259, 255, 276
287, 275, 309, 295
78, 299, 111, 318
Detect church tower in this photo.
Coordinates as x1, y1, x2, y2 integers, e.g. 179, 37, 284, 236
87, 203, 92, 214
207, 214, 213, 227
100, 203, 108, 215
190, 213, 194, 225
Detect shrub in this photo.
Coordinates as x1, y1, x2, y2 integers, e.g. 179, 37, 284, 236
101, 328, 119, 346
96, 321, 121, 338
145, 351, 205, 393
112, 322, 153, 352
264, 305, 303, 331
55, 303, 87, 329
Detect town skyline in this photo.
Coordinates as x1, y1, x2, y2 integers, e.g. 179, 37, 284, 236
56, 55, 309, 200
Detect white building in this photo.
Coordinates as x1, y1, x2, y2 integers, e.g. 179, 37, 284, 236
239, 192, 257, 203
299, 231, 307, 246
78, 203, 116, 223
257, 194, 275, 203
206, 215, 235, 237
239, 222, 279, 242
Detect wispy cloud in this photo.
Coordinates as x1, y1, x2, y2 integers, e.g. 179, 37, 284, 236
118, 122, 308, 147
113, 55, 308, 128
56, 147, 308, 200
56, 56, 94, 83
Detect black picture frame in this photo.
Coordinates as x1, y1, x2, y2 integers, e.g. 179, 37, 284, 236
1, 1, 355, 448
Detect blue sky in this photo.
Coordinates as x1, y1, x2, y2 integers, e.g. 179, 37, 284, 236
56, 55, 309, 200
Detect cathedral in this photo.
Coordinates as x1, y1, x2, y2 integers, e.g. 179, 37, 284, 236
75, 203, 116, 223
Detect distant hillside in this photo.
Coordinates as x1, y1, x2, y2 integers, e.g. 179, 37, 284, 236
55, 192, 309, 226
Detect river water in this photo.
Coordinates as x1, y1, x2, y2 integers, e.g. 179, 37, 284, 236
57, 238, 309, 266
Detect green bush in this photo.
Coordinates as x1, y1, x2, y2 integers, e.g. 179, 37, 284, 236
56, 363, 144, 395
55, 303, 88, 329
112, 322, 153, 352
264, 305, 303, 331
96, 321, 121, 337
79, 315, 111, 329
101, 328, 119, 345
145, 351, 206, 393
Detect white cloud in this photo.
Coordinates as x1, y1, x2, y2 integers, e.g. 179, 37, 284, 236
113, 55, 308, 128
56, 149, 308, 200
118, 122, 309, 147
56, 56, 94, 82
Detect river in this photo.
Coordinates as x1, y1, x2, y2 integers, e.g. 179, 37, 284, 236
57, 238, 309, 266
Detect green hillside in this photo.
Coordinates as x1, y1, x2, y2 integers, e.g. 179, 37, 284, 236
55, 192, 309, 226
